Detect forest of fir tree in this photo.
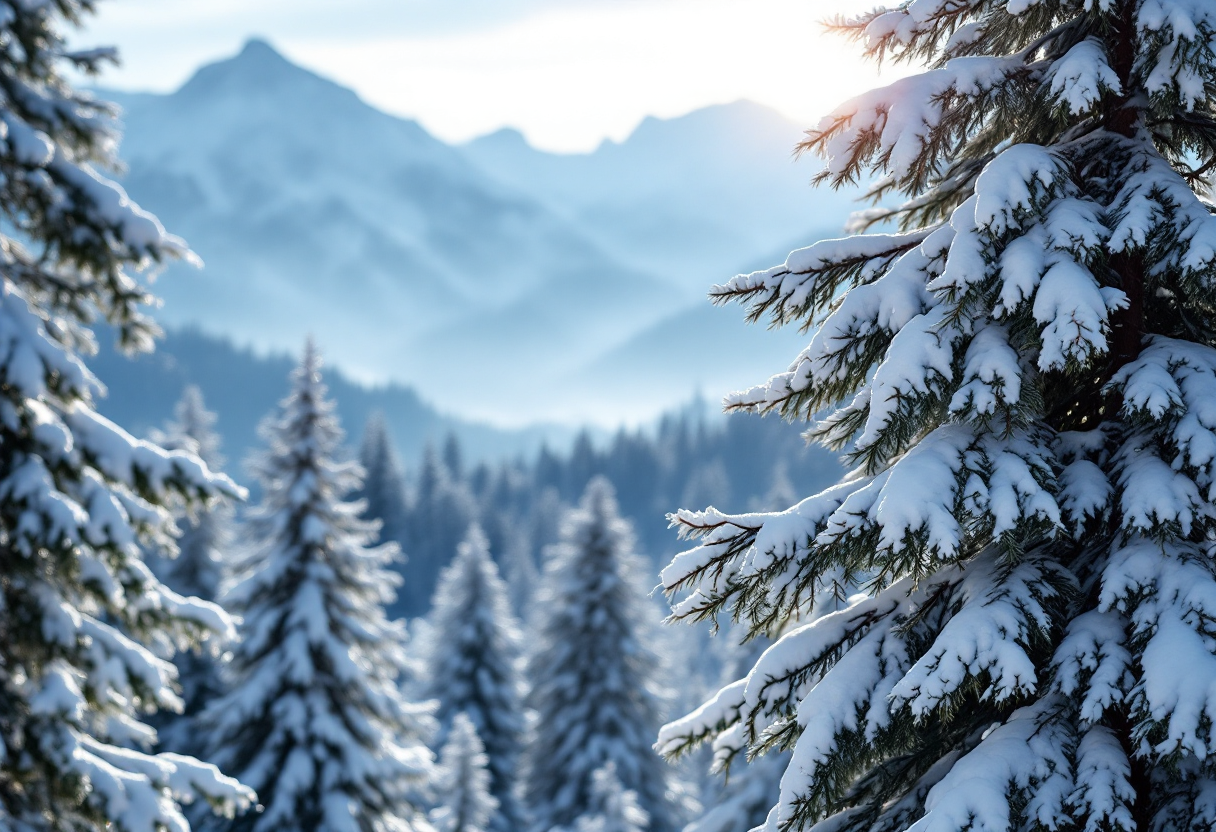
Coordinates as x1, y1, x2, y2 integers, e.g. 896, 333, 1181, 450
143, 354, 834, 832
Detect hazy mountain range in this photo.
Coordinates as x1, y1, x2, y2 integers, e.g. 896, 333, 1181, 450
105, 39, 860, 426
90, 328, 565, 478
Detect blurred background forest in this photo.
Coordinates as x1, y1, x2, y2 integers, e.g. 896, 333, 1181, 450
74, 14, 865, 832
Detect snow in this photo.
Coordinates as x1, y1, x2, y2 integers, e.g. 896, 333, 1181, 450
29, 663, 86, 720
972, 145, 1061, 237
1139, 611, 1216, 757
815, 56, 1023, 182
861, 1, 960, 50
1138, 0, 1216, 108
1073, 728, 1135, 832
713, 230, 934, 331
1112, 337, 1216, 481
1047, 39, 1122, 114
889, 553, 1063, 715
1114, 440, 1207, 536
1, 112, 54, 166
657, 679, 747, 760
50, 155, 196, 264
820, 424, 974, 561
1031, 258, 1114, 371
1057, 460, 1113, 533
907, 699, 1071, 832
663, 478, 868, 622
786, 622, 902, 772
949, 324, 1022, 417
856, 305, 958, 450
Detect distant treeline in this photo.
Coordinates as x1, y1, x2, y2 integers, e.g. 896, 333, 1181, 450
357, 407, 844, 620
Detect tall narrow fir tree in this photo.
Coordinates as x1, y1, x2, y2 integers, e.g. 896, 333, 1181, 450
357, 412, 410, 557
526, 478, 675, 832
660, 3, 1216, 831
149, 385, 233, 759
430, 713, 498, 832
200, 343, 434, 832
422, 524, 526, 832
0, 3, 256, 829
683, 630, 787, 832
153, 385, 228, 601
574, 764, 649, 832
403, 444, 476, 617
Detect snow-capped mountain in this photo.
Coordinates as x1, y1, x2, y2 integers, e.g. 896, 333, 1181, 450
110, 39, 857, 425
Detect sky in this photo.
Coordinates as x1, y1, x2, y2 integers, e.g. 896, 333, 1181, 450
79, 0, 887, 152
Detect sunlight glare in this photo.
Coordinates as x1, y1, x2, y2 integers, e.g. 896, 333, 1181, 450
290, 0, 886, 151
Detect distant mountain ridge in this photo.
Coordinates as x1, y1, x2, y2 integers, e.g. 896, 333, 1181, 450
106, 39, 858, 425
89, 327, 567, 480
463, 100, 855, 289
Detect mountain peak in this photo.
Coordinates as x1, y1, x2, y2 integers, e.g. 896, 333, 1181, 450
233, 37, 287, 65
467, 126, 534, 153
175, 37, 356, 105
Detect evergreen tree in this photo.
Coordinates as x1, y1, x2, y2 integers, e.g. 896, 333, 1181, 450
200, 343, 433, 832
0, 5, 256, 829
430, 714, 498, 832
659, 3, 1216, 831
423, 524, 526, 832
502, 532, 540, 619
680, 460, 731, 514
525, 478, 676, 832
149, 386, 234, 758
358, 411, 410, 552
526, 486, 567, 559
683, 631, 786, 832
442, 433, 465, 484
150, 385, 229, 603
574, 765, 649, 832
403, 444, 476, 617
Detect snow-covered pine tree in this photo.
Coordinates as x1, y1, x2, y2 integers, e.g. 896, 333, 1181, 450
155, 386, 224, 486
0, 5, 257, 829
402, 444, 477, 617
358, 412, 410, 556
443, 434, 465, 484
682, 631, 786, 832
573, 764, 649, 832
422, 524, 526, 832
149, 386, 233, 758
502, 532, 540, 619
431, 713, 498, 832
200, 343, 434, 832
658, 3, 1216, 831
526, 478, 676, 832
150, 385, 229, 604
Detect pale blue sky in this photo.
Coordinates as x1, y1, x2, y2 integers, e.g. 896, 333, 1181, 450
79, 0, 885, 152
